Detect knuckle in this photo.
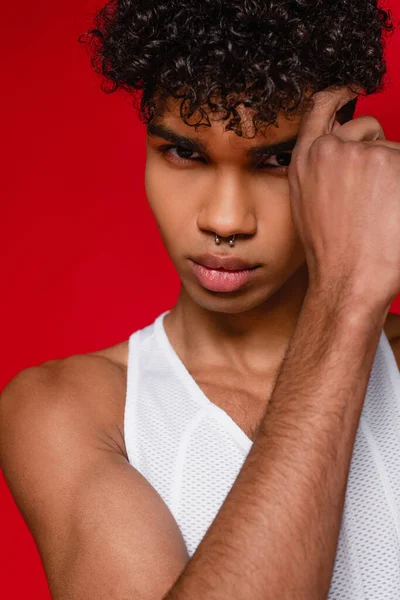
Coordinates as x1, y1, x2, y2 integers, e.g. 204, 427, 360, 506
361, 116, 385, 139
345, 141, 364, 158
366, 145, 391, 166
310, 134, 339, 157
363, 116, 381, 129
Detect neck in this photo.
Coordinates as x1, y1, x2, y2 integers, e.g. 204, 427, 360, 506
164, 263, 310, 376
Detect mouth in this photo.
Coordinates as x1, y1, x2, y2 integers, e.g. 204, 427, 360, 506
189, 254, 261, 293
190, 253, 259, 271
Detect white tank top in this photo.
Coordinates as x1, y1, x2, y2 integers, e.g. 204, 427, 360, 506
124, 310, 400, 599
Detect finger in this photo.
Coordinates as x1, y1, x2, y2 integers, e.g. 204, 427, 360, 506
295, 86, 361, 155
332, 116, 386, 142
362, 139, 400, 151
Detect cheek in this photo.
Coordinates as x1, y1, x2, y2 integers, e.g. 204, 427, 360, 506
256, 182, 305, 265
145, 159, 305, 266
145, 162, 196, 243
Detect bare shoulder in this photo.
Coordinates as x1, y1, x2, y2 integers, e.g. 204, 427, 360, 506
0, 352, 130, 550
0, 351, 129, 465
0, 350, 188, 599
384, 312, 400, 370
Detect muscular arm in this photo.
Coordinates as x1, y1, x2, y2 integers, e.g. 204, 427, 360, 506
0, 289, 389, 600
164, 289, 389, 600
0, 356, 189, 600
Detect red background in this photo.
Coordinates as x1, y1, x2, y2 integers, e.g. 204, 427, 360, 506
1, 0, 400, 597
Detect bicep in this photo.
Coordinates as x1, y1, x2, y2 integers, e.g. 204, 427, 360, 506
0, 367, 189, 600
51, 455, 189, 600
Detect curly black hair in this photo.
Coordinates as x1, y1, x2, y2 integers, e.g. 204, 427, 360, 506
80, 0, 396, 138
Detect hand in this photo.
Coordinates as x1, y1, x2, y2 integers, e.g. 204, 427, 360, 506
288, 86, 400, 312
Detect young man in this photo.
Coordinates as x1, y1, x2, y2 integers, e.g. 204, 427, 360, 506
1, 1, 400, 599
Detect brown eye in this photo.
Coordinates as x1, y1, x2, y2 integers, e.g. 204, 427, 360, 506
257, 152, 292, 170
174, 147, 197, 160
276, 153, 292, 166
159, 145, 203, 163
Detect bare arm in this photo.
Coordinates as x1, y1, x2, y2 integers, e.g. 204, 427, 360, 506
2, 88, 399, 600
164, 84, 400, 599
0, 292, 389, 600
163, 289, 389, 600
0, 356, 190, 600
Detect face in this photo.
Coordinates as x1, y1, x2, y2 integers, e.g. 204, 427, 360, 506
145, 97, 308, 315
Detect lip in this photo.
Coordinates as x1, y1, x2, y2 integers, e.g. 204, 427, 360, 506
190, 253, 259, 271
189, 255, 260, 293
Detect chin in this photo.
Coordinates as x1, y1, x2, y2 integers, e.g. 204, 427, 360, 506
182, 280, 280, 315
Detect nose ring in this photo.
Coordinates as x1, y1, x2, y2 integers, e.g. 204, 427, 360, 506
215, 234, 236, 247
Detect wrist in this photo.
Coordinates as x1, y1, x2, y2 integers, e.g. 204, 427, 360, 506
304, 281, 391, 334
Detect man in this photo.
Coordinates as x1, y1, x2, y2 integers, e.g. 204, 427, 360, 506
1, 1, 400, 599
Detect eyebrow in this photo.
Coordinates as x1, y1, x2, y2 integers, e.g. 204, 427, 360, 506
147, 123, 298, 159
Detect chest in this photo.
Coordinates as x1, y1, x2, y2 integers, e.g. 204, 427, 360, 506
192, 374, 275, 442
190, 334, 400, 442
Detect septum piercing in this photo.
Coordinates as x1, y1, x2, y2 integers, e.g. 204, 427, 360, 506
215, 234, 236, 247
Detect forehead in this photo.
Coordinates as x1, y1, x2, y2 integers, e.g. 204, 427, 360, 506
153, 95, 303, 148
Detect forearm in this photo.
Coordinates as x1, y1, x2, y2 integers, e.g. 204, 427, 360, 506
164, 289, 389, 600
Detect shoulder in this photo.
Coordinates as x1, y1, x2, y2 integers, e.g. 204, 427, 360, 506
0, 351, 127, 420
0, 351, 129, 471
384, 312, 400, 370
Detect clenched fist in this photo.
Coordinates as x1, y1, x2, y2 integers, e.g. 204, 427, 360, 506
288, 87, 400, 314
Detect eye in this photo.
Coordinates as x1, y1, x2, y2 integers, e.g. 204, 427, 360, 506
157, 144, 292, 173
256, 152, 292, 171
158, 145, 204, 165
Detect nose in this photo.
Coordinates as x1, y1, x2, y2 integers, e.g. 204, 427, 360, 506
196, 171, 257, 242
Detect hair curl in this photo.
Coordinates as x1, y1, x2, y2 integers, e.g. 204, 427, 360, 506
80, 0, 396, 138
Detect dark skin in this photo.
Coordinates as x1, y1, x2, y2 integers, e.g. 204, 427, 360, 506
101, 97, 400, 438
143, 101, 308, 438
0, 96, 399, 599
